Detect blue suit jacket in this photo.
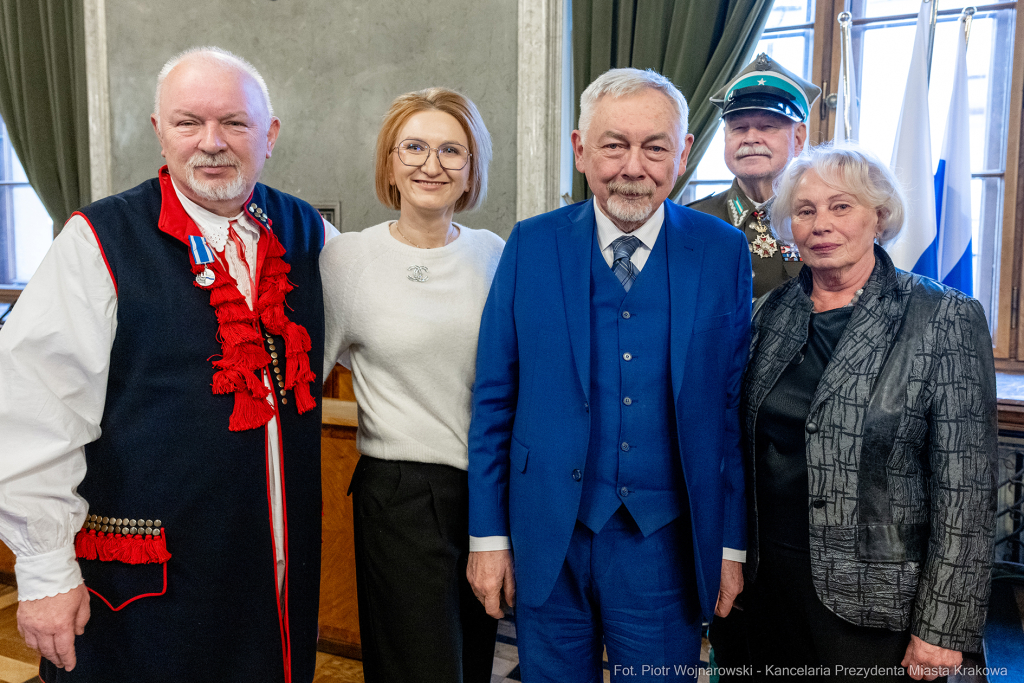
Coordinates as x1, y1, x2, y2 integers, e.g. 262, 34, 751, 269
468, 199, 751, 619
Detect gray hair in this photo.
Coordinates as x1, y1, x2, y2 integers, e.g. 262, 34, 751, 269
771, 143, 905, 244
577, 68, 689, 142
154, 46, 274, 122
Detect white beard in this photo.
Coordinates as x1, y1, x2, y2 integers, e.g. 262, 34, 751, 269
606, 194, 654, 224
184, 153, 247, 202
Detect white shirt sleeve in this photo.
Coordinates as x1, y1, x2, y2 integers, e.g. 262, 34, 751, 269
0, 215, 117, 600
323, 218, 341, 243
469, 535, 511, 552
723, 548, 746, 563
320, 235, 354, 381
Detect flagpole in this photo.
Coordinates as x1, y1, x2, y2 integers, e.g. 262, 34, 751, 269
837, 11, 854, 141
925, 0, 938, 83
963, 6, 976, 45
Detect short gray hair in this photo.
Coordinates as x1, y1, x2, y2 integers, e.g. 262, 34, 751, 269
577, 68, 689, 142
771, 143, 905, 244
154, 46, 274, 122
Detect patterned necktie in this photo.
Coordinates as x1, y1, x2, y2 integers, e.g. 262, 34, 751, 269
611, 235, 643, 292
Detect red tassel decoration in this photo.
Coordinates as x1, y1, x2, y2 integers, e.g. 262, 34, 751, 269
181, 207, 317, 432
75, 529, 98, 560
147, 534, 172, 563
74, 528, 172, 565
294, 381, 316, 414
229, 392, 275, 431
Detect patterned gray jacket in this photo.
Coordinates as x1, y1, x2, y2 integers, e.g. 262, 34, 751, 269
742, 245, 996, 652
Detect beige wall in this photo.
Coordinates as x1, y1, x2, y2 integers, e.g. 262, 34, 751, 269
104, 0, 519, 236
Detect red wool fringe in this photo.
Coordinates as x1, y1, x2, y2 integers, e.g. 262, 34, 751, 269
192, 226, 317, 431
74, 529, 172, 565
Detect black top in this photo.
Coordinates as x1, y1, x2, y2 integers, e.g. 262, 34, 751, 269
755, 306, 853, 551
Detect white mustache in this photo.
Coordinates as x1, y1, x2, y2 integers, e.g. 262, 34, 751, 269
187, 152, 240, 171
735, 145, 772, 159
608, 181, 654, 198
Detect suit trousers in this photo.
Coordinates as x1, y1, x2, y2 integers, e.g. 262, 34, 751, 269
350, 456, 498, 683
515, 507, 703, 683
746, 543, 934, 683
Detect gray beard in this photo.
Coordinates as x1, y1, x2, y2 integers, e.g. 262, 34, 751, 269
606, 194, 654, 225
184, 154, 247, 202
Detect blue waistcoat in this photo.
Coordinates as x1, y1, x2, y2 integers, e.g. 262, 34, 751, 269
42, 174, 326, 683
577, 229, 686, 536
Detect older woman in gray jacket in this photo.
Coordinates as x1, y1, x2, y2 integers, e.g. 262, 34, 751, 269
740, 144, 996, 681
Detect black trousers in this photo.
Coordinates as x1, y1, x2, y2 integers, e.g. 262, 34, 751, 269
350, 456, 498, 683
745, 544, 930, 683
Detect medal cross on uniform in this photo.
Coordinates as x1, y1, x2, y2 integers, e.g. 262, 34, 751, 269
749, 208, 779, 259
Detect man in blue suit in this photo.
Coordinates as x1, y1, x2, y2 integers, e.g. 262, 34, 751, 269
466, 68, 752, 682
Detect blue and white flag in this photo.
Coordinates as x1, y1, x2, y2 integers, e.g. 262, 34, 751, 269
935, 21, 973, 295
885, 0, 937, 278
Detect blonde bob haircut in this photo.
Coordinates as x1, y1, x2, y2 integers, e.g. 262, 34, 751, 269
375, 88, 492, 213
771, 143, 906, 245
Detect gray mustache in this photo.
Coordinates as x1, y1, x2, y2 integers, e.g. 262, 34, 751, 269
735, 145, 772, 159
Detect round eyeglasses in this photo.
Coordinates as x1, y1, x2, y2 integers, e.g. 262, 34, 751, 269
394, 139, 472, 171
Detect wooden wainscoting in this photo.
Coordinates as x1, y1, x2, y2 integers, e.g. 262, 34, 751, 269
318, 366, 362, 658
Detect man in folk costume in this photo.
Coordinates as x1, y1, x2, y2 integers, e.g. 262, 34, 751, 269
689, 53, 820, 298
0, 46, 338, 682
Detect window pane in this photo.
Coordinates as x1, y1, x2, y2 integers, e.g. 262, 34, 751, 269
765, 0, 816, 28
974, 176, 1003, 336
11, 186, 52, 284
0, 116, 53, 286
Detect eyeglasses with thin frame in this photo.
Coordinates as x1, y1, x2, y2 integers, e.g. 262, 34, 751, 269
393, 138, 472, 171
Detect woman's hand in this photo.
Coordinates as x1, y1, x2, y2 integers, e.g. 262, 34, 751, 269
901, 634, 962, 680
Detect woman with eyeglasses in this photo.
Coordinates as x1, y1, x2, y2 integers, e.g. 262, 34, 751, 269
320, 88, 503, 683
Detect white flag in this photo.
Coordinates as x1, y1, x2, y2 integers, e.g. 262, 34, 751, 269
885, 0, 937, 278
936, 21, 973, 294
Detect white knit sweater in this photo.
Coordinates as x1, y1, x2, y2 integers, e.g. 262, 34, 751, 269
320, 222, 505, 470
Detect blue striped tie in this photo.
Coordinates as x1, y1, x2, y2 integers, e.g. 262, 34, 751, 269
611, 235, 642, 292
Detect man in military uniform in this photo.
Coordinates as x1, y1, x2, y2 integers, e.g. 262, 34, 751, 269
689, 53, 820, 298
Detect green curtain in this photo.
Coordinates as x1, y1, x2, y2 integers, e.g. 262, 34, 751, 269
572, 0, 774, 202
0, 0, 90, 233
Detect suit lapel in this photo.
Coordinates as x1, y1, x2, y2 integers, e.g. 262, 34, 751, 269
664, 202, 704, 401
556, 200, 596, 401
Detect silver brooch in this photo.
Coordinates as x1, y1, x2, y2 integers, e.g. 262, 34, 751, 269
407, 265, 429, 282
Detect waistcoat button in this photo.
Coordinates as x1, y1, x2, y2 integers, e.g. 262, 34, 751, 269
805, 422, 818, 434
572, 469, 582, 481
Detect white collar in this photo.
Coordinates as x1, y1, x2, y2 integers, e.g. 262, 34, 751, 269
594, 200, 665, 252
170, 179, 258, 252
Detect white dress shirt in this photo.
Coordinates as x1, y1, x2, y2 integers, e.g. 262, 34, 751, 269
0, 181, 338, 599
471, 201, 745, 563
